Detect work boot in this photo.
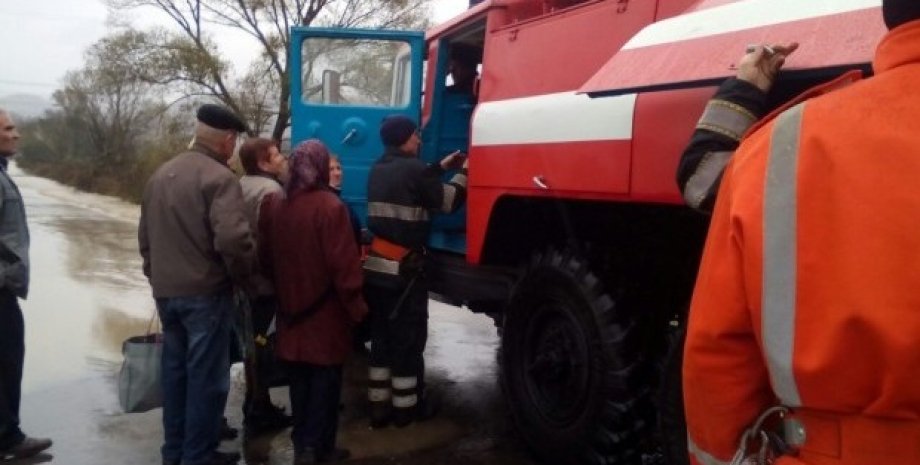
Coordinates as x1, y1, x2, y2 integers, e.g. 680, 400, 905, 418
369, 400, 391, 429
244, 403, 292, 434
0, 436, 52, 460
318, 447, 350, 463
392, 391, 440, 428
294, 447, 317, 465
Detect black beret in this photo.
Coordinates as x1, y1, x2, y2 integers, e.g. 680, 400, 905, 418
197, 104, 248, 132
380, 115, 418, 147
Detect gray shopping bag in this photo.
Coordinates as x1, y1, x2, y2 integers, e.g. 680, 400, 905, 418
117, 333, 163, 413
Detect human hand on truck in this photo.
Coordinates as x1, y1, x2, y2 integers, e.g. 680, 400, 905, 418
739, 42, 799, 92
439, 150, 467, 171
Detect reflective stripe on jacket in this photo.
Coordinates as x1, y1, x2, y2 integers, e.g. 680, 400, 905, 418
685, 21, 920, 465
366, 147, 467, 250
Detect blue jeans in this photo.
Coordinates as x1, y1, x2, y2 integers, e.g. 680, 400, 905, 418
157, 291, 233, 465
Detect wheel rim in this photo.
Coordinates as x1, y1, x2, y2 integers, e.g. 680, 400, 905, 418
521, 298, 593, 427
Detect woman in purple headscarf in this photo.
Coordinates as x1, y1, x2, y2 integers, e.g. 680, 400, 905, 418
258, 139, 367, 464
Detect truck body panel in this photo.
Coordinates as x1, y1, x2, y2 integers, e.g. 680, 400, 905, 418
287, 1, 886, 462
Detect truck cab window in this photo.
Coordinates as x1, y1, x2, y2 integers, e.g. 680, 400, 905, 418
301, 37, 412, 108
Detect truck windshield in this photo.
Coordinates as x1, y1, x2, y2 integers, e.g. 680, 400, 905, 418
301, 37, 412, 108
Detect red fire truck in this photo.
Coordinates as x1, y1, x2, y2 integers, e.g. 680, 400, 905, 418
290, 1, 885, 463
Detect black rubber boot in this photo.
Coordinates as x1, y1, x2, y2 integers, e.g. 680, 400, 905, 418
369, 400, 391, 429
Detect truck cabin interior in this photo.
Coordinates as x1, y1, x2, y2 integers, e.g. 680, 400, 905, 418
421, 0, 596, 162
421, 23, 485, 165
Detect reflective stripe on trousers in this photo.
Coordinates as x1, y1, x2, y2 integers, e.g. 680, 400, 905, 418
392, 375, 418, 408
367, 202, 430, 222
368, 366, 391, 402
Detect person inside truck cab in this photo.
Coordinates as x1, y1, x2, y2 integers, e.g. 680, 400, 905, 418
677, 41, 798, 212
445, 43, 480, 97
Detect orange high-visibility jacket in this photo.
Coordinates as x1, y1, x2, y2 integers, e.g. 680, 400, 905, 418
684, 20, 920, 465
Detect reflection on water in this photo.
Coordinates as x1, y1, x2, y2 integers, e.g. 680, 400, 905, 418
11, 163, 154, 393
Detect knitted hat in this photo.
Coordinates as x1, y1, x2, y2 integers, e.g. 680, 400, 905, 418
379, 115, 418, 147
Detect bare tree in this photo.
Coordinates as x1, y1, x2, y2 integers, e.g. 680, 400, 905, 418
105, 0, 431, 141
52, 36, 165, 168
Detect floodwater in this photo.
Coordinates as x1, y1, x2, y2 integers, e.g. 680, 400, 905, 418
8, 164, 536, 465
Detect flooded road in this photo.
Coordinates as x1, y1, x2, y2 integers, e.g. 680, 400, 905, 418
9, 164, 536, 465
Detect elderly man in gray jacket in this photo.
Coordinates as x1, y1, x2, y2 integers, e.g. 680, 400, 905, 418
0, 109, 52, 461
139, 104, 254, 465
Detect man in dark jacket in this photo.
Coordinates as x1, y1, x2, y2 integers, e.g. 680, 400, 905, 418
0, 109, 52, 461
364, 115, 466, 428
139, 104, 254, 465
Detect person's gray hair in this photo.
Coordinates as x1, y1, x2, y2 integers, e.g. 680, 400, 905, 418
192, 121, 235, 150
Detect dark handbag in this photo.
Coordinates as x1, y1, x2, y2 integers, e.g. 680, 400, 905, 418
117, 315, 163, 413
260, 330, 289, 388
237, 293, 289, 388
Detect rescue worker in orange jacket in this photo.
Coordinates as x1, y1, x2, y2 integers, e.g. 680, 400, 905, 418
684, 2, 920, 464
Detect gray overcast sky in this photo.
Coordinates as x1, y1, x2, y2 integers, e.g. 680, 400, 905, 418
0, 0, 468, 99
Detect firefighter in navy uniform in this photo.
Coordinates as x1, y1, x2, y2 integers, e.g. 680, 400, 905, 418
364, 115, 467, 428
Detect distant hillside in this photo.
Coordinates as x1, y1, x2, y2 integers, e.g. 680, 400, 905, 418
0, 94, 52, 120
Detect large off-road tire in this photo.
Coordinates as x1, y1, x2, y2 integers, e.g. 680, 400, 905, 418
501, 249, 653, 465
657, 327, 689, 465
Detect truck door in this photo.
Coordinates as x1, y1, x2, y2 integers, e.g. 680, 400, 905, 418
289, 28, 425, 228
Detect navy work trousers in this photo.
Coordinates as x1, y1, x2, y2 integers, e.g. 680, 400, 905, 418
0, 290, 25, 450
366, 276, 428, 390
156, 290, 233, 465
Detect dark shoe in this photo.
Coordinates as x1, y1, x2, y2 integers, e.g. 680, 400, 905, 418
294, 447, 317, 465
318, 447, 350, 463
210, 450, 241, 464
391, 407, 413, 428
220, 417, 239, 440
163, 450, 237, 465
0, 436, 52, 459
244, 403, 292, 434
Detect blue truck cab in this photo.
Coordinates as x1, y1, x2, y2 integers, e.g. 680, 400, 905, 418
289, 27, 469, 255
